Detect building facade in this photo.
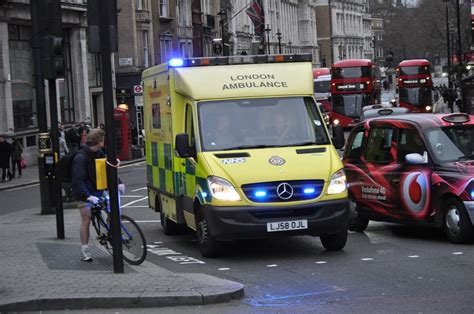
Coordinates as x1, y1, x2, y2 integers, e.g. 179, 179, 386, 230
316, 0, 373, 64
0, 0, 101, 164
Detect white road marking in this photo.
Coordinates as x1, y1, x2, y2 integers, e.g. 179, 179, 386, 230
121, 196, 148, 208
266, 264, 278, 268
4, 183, 39, 191
120, 161, 145, 168
408, 255, 419, 258
131, 187, 147, 192
133, 220, 161, 223
453, 252, 463, 255
122, 205, 149, 208
218, 268, 230, 271
361, 258, 373, 261
315, 261, 327, 264
120, 195, 146, 198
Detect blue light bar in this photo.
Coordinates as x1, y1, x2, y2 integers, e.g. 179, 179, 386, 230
303, 187, 316, 194
201, 192, 208, 198
471, 190, 474, 200
169, 58, 184, 67
254, 191, 267, 197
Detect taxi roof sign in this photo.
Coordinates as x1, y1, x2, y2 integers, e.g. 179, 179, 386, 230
442, 113, 471, 124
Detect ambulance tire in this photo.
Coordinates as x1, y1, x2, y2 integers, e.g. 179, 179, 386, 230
348, 202, 369, 232
320, 228, 348, 251
443, 198, 474, 244
195, 210, 220, 258
160, 210, 179, 235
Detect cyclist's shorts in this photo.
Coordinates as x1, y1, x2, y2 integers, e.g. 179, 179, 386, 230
78, 201, 91, 210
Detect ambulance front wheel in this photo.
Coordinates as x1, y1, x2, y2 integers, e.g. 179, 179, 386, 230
320, 228, 348, 251
195, 209, 220, 258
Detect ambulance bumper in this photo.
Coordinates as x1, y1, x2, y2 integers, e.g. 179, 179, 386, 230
202, 198, 349, 241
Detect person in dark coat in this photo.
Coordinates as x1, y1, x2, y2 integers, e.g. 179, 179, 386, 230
10, 137, 23, 178
0, 135, 12, 182
71, 129, 125, 261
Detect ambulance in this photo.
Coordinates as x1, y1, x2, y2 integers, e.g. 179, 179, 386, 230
142, 54, 349, 257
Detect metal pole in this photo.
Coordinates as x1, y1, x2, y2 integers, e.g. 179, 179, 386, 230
49, 79, 64, 239
276, 29, 282, 54
446, 1, 452, 89
98, 0, 124, 273
455, 0, 462, 88
265, 24, 271, 55
31, 0, 53, 215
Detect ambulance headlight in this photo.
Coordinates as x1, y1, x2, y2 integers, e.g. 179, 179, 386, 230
327, 169, 347, 195
207, 176, 241, 201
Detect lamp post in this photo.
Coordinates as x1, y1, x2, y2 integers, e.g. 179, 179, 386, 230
265, 24, 271, 54
372, 36, 377, 62
444, 0, 452, 89
288, 41, 292, 53
217, 8, 228, 56
276, 29, 282, 54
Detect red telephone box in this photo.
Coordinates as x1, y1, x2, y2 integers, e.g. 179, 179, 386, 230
114, 107, 132, 161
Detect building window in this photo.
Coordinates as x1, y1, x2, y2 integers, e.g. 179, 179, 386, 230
9, 25, 36, 130
88, 53, 101, 87
61, 30, 75, 123
160, 35, 172, 63
143, 30, 149, 68
159, 0, 168, 17
136, 0, 146, 10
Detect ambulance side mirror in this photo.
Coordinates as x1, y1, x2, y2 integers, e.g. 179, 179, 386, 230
175, 133, 195, 158
332, 125, 345, 150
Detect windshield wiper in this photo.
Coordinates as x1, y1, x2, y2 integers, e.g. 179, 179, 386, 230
275, 141, 319, 147
222, 144, 277, 151
457, 155, 474, 161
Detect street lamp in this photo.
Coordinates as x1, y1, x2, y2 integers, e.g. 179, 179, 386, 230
288, 41, 292, 53
444, 0, 452, 89
217, 8, 227, 56
276, 29, 282, 54
264, 24, 271, 55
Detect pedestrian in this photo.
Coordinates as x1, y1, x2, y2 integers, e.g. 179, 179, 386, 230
10, 137, 23, 178
0, 135, 12, 182
78, 122, 89, 147
66, 125, 80, 153
58, 123, 66, 140
59, 136, 69, 158
71, 128, 125, 261
130, 122, 138, 146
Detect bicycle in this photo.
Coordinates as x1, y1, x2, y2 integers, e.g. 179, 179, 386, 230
90, 197, 147, 265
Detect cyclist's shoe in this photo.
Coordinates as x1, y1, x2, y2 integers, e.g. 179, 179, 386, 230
81, 247, 93, 262
81, 255, 93, 262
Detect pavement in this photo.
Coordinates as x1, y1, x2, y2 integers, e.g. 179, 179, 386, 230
0, 158, 244, 312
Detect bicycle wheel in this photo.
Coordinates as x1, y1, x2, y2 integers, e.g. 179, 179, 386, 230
120, 214, 147, 265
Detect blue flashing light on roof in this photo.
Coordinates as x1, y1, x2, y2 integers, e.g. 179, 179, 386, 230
169, 58, 184, 67
471, 190, 474, 200
303, 187, 316, 194
254, 190, 267, 198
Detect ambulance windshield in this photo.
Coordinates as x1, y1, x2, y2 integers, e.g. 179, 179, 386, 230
198, 97, 330, 151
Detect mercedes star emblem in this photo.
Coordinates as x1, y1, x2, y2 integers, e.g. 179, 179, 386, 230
276, 182, 294, 200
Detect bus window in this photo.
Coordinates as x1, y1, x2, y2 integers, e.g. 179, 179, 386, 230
332, 67, 371, 79
399, 66, 430, 76
399, 87, 432, 107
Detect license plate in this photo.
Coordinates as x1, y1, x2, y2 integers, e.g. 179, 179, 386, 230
266, 220, 308, 232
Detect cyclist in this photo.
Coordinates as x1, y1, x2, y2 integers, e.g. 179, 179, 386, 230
71, 128, 125, 261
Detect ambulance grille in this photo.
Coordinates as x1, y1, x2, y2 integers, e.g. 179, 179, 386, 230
242, 180, 324, 203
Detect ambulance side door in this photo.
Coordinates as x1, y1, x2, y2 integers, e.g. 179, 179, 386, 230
178, 103, 197, 198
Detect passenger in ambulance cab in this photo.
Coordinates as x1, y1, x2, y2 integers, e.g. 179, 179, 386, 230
265, 111, 291, 140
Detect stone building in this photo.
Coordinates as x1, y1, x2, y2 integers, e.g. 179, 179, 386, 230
0, 0, 99, 164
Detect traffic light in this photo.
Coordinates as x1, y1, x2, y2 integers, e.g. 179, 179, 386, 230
38, 0, 64, 79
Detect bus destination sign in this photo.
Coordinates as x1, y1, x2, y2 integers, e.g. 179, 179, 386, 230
336, 83, 366, 91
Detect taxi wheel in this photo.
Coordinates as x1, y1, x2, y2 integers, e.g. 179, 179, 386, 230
348, 202, 369, 232
443, 198, 474, 244
196, 211, 220, 258
320, 228, 348, 251
160, 210, 179, 235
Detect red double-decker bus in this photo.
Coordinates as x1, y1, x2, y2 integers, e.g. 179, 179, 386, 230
330, 59, 381, 128
397, 59, 433, 113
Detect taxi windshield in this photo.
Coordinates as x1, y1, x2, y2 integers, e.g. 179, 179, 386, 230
198, 97, 329, 151
425, 125, 474, 162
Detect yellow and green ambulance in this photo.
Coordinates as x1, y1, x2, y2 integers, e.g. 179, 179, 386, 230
142, 54, 348, 257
